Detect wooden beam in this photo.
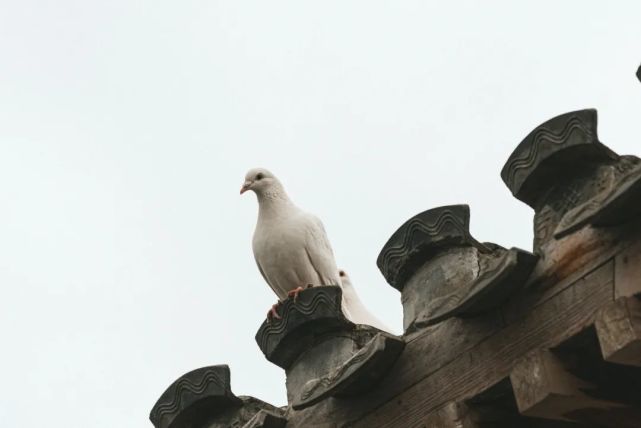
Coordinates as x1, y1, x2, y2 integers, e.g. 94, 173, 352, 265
349, 261, 614, 427
595, 297, 641, 367
422, 402, 479, 428
285, 313, 501, 427
615, 239, 641, 298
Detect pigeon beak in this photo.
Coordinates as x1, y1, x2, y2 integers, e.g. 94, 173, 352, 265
240, 181, 252, 195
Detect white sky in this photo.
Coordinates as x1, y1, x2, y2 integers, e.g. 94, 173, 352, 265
1, 1, 640, 427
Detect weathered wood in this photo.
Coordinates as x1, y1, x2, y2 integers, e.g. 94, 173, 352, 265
285, 313, 502, 426
293, 110, 640, 426
242, 409, 287, 428
352, 261, 614, 427
422, 402, 479, 428
509, 349, 616, 422
615, 238, 641, 298
595, 297, 641, 367
404, 246, 537, 330
293, 332, 404, 410
283, 225, 638, 426
456, 378, 584, 428
255, 286, 398, 409
555, 157, 641, 238
503, 226, 622, 325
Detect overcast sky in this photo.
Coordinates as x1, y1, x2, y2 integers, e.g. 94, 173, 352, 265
1, 1, 641, 427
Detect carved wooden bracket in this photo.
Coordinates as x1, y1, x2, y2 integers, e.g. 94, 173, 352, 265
508, 346, 641, 427
377, 205, 537, 332
501, 109, 641, 251
149, 365, 284, 428
595, 297, 641, 367
509, 349, 616, 422
255, 286, 404, 410
293, 332, 404, 410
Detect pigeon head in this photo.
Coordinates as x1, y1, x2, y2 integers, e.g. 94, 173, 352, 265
240, 168, 280, 196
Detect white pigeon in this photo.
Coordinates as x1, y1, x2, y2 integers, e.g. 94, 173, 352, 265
240, 168, 346, 320
338, 269, 390, 332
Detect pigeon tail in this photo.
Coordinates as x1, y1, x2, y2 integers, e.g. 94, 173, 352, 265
340, 274, 390, 332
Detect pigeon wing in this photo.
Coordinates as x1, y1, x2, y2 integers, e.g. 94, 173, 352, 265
254, 257, 272, 291
303, 215, 341, 287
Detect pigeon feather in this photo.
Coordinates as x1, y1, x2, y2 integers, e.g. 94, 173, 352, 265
339, 269, 390, 332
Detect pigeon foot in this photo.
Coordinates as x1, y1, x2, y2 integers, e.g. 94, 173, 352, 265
288, 284, 314, 302
266, 303, 282, 323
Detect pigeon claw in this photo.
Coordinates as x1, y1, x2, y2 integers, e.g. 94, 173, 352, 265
266, 303, 282, 323
286, 284, 314, 302
287, 287, 305, 302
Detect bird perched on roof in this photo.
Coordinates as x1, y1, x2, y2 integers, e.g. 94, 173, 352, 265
240, 168, 370, 325
339, 269, 389, 332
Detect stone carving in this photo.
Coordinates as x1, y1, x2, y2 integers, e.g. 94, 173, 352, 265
378, 205, 537, 332
149, 365, 284, 428
255, 285, 351, 369
376, 205, 489, 291
554, 157, 641, 238
501, 109, 641, 250
150, 365, 241, 428
293, 332, 404, 410
501, 109, 617, 207
255, 286, 404, 410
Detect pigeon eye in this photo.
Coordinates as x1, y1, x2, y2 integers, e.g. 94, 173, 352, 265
339, 271, 345, 277
256, 173, 264, 180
